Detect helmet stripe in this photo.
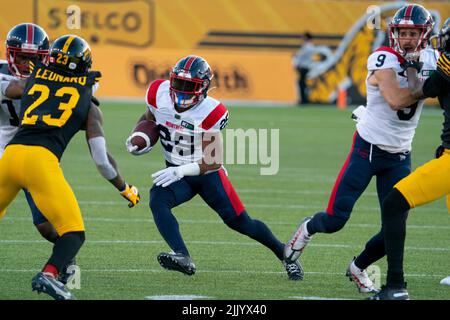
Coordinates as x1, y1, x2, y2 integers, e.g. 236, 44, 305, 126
27, 24, 33, 44
183, 56, 197, 71
405, 5, 413, 21
62, 36, 75, 54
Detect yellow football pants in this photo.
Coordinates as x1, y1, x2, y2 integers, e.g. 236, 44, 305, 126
0, 145, 85, 235
395, 149, 450, 209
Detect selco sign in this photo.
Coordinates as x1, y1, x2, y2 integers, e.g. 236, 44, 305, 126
33, 0, 154, 47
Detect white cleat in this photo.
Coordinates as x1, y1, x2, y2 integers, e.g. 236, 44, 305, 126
346, 258, 379, 293
440, 276, 450, 286
284, 217, 312, 263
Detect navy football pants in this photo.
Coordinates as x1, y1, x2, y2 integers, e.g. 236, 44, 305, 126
307, 132, 411, 268
150, 167, 284, 260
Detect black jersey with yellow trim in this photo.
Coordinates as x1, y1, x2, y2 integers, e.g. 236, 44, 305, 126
423, 52, 450, 148
8, 61, 101, 160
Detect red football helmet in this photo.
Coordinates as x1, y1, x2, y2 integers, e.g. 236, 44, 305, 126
5, 23, 49, 78
169, 55, 213, 109
388, 4, 434, 59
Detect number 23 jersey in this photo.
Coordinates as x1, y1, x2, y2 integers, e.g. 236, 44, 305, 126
357, 46, 438, 153
145, 79, 229, 166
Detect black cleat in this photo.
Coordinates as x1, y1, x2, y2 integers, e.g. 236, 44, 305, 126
157, 252, 196, 276
58, 258, 77, 285
283, 259, 304, 280
32, 272, 76, 300
368, 285, 409, 300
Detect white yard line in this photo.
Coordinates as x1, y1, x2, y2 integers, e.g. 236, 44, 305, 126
0, 268, 445, 278
1, 239, 449, 252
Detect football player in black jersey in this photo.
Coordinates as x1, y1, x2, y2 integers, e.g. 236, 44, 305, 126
370, 18, 450, 300
0, 35, 140, 300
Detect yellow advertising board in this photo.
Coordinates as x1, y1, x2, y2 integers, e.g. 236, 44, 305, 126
0, 0, 448, 104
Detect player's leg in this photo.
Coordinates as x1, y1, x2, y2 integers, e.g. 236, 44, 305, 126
193, 169, 306, 279
354, 154, 411, 271
23, 189, 59, 243
149, 178, 197, 275
22, 146, 84, 300
371, 153, 450, 299
149, 179, 196, 256
348, 153, 411, 293
285, 133, 374, 263
0, 164, 21, 219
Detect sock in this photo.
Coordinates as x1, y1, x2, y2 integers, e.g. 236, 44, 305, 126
42, 264, 58, 278
226, 212, 284, 260
306, 211, 347, 235
382, 188, 410, 289
354, 229, 385, 270
46, 231, 85, 273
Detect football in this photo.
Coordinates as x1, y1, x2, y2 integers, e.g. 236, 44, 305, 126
130, 120, 159, 151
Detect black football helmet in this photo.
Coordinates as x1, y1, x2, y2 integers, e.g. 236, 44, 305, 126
49, 35, 92, 74
388, 4, 434, 59
430, 18, 450, 53
5, 23, 49, 78
169, 55, 213, 109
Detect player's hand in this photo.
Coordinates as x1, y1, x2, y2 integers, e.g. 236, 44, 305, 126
120, 183, 140, 208
125, 134, 152, 156
435, 145, 445, 159
402, 60, 423, 73
151, 167, 183, 187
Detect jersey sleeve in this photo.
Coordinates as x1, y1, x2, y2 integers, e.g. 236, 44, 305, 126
367, 51, 401, 71
423, 70, 448, 98
145, 79, 165, 111
437, 52, 450, 82
200, 103, 229, 132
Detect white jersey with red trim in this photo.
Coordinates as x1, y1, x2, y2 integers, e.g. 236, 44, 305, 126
145, 79, 229, 165
356, 47, 438, 153
0, 60, 21, 158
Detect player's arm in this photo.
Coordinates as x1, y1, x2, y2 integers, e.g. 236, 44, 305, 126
3, 78, 26, 99
125, 108, 156, 155
370, 68, 418, 110
199, 131, 223, 174
85, 103, 140, 207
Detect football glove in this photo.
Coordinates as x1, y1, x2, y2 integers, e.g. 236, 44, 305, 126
152, 167, 184, 187
120, 183, 140, 208
435, 145, 445, 159
125, 134, 152, 156
401, 60, 423, 73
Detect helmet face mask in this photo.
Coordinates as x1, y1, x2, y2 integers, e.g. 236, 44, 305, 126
388, 4, 434, 59
169, 55, 212, 109
430, 18, 450, 53
5, 23, 49, 78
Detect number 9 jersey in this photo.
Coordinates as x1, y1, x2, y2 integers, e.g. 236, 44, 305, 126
8, 60, 101, 160
145, 79, 229, 166
356, 46, 438, 153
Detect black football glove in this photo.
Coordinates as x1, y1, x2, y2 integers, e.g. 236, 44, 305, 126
402, 60, 423, 73
435, 145, 445, 159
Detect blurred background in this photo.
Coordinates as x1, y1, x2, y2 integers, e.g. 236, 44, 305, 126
0, 0, 448, 105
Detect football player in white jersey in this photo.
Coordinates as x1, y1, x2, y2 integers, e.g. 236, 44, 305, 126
0, 23, 76, 284
284, 4, 436, 296
126, 55, 303, 280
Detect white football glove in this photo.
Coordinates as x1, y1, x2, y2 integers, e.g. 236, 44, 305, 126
125, 133, 152, 156
151, 163, 201, 187
151, 167, 184, 187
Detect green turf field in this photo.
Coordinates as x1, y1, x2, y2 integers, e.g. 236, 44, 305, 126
1, 103, 449, 300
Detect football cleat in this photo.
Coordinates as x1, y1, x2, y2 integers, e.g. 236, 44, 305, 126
58, 258, 77, 285
284, 217, 312, 263
368, 285, 409, 300
440, 276, 450, 286
157, 252, 196, 276
346, 257, 379, 293
283, 259, 304, 281
32, 272, 76, 300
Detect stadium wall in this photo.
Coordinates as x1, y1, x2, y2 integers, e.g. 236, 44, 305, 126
0, 0, 448, 104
